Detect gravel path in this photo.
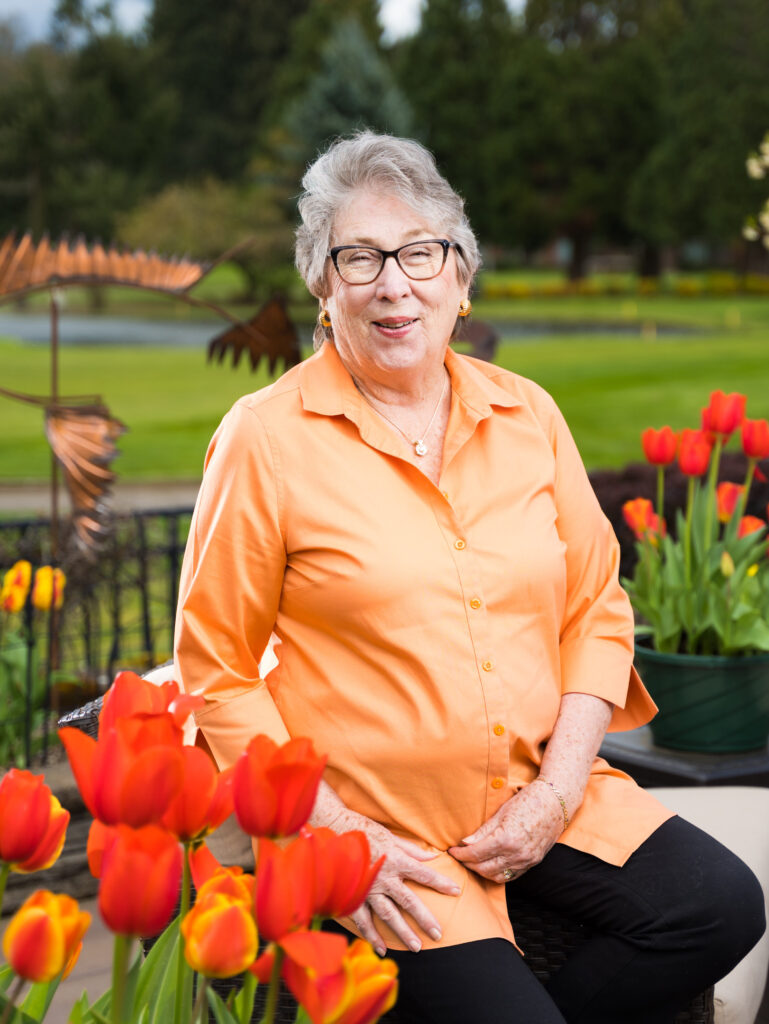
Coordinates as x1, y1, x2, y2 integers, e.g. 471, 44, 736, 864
0, 480, 200, 515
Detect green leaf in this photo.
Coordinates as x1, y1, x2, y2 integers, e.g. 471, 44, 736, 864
20, 977, 59, 1020
206, 987, 240, 1024
0, 966, 16, 993
0, 991, 41, 1024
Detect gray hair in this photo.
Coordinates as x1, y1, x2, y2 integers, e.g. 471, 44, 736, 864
295, 131, 481, 347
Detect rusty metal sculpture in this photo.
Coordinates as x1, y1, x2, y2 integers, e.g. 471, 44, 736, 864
0, 231, 302, 560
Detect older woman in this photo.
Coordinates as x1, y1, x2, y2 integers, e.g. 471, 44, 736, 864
174, 132, 764, 1023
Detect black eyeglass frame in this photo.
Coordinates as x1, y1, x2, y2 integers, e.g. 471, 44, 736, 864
327, 238, 461, 284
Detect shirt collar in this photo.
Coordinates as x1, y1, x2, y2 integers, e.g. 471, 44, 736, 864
299, 341, 520, 418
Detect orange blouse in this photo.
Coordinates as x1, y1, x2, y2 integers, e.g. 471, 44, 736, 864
174, 341, 672, 951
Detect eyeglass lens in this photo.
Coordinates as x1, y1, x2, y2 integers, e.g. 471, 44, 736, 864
335, 241, 446, 283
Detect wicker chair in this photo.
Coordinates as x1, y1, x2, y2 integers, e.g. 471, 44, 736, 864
59, 698, 714, 1023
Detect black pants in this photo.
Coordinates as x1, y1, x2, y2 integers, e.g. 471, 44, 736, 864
326, 817, 765, 1024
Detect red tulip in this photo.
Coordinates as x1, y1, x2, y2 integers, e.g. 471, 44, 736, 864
716, 482, 746, 523
98, 824, 182, 936
233, 735, 327, 839
162, 747, 234, 843
60, 715, 184, 827
678, 429, 712, 477
0, 770, 69, 871
742, 418, 769, 460
641, 426, 677, 466
182, 874, 258, 978
99, 670, 204, 736
307, 828, 383, 920
738, 516, 767, 538
3, 890, 90, 983
330, 939, 399, 1024
252, 930, 350, 1024
255, 836, 314, 941
702, 391, 746, 438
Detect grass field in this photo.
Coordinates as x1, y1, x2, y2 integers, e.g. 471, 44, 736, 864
2, 274, 769, 481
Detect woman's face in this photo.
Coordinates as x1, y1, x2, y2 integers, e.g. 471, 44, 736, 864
322, 190, 468, 386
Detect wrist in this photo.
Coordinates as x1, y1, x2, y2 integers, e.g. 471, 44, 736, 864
532, 776, 571, 832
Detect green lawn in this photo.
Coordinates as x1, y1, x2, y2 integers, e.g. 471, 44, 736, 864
2, 283, 769, 481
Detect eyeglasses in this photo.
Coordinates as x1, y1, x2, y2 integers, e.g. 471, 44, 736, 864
328, 239, 460, 285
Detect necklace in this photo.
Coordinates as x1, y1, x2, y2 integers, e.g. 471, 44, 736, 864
355, 371, 448, 457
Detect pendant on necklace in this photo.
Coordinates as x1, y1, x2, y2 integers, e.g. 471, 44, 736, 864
414, 440, 428, 456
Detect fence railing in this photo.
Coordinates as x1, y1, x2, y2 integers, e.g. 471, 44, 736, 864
0, 506, 194, 766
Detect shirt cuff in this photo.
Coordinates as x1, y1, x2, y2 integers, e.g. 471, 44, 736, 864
560, 636, 658, 732
193, 682, 292, 770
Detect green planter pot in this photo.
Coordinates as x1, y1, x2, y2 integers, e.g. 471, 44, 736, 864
633, 643, 769, 753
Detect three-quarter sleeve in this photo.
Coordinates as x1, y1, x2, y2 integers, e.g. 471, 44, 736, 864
174, 400, 291, 768
543, 395, 657, 730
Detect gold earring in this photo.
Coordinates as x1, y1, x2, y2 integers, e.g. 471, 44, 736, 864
458, 299, 472, 317
319, 309, 332, 328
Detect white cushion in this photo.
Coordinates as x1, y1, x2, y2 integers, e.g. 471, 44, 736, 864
650, 786, 769, 1024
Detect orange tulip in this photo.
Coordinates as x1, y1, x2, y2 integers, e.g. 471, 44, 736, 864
621, 499, 665, 544
716, 482, 746, 523
31, 566, 66, 611
742, 418, 769, 460
702, 391, 746, 438
329, 939, 399, 1024
1, 561, 31, 613
60, 715, 184, 827
3, 890, 90, 983
641, 426, 677, 466
98, 670, 204, 737
233, 735, 327, 839
0, 770, 69, 871
162, 747, 234, 843
307, 828, 384, 920
98, 824, 182, 936
678, 429, 712, 477
738, 516, 767, 538
255, 836, 314, 941
182, 872, 258, 977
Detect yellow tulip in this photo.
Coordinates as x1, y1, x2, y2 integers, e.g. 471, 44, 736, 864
31, 567, 66, 612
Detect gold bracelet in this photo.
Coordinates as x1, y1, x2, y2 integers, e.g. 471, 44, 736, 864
535, 776, 570, 831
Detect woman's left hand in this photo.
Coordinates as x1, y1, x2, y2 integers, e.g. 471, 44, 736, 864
448, 781, 564, 884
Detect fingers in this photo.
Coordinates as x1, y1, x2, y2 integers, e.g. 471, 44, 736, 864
350, 903, 386, 957
392, 835, 442, 860
366, 889, 438, 952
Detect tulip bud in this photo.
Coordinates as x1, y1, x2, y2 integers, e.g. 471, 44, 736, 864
326, 939, 399, 1024
738, 516, 767, 539
2, 891, 90, 983
31, 567, 66, 611
678, 429, 712, 477
98, 824, 182, 937
716, 482, 745, 524
702, 391, 747, 439
641, 426, 677, 466
741, 418, 769, 461
720, 552, 735, 578
1, 561, 32, 614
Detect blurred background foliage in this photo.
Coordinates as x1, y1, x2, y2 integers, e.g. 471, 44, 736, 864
1, 0, 768, 298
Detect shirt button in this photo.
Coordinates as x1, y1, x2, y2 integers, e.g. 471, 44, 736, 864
493, 724, 505, 736
482, 659, 494, 672
491, 777, 505, 789
469, 597, 482, 610
454, 539, 466, 550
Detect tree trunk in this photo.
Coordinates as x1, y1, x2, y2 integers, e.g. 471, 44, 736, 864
638, 242, 661, 278
568, 231, 589, 281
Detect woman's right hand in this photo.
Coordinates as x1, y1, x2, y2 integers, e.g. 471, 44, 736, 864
310, 784, 460, 955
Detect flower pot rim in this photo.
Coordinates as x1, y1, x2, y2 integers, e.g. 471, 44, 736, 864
634, 640, 769, 668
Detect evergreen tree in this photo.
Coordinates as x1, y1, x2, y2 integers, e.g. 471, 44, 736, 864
282, 17, 413, 167
148, 0, 312, 181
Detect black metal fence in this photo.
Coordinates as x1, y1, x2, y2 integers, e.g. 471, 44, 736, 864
0, 507, 193, 766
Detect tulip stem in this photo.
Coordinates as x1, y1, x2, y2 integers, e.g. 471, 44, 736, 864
174, 844, 194, 1024
191, 975, 209, 1024
739, 459, 757, 520
656, 466, 665, 529
0, 975, 25, 1024
0, 862, 10, 919
239, 972, 256, 1024
703, 437, 723, 551
111, 934, 133, 1024
259, 947, 285, 1024
684, 476, 695, 590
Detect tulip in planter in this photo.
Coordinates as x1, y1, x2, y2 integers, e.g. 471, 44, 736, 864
0, 671, 398, 1024
622, 391, 769, 752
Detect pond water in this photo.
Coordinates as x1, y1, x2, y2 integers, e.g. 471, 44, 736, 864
0, 312, 702, 348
